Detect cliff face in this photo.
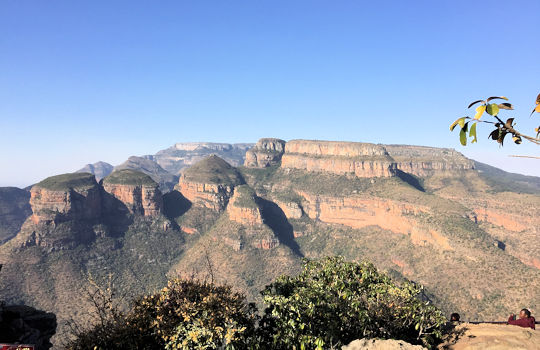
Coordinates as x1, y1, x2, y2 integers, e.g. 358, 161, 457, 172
102, 170, 163, 217
244, 138, 286, 168
281, 140, 397, 177
384, 145, 474, 177
227, 185, 264, 226
298, 191, 452, 250
29, 173, 102, 225
177, 155, 244, 211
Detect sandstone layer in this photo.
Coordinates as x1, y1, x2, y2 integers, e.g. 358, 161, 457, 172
281, 140, 397, 177
385, 145, 475, 177
244, 138, 286, 168
102, 170, 163, 217
227, 185, 263, 226
29, 173, 102, 225
298, 191, 452, 250
178, 155, 244, 211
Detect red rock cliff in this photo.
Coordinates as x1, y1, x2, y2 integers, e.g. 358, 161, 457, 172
244, 138, 286, 168
281, 140, 397, 177
30, 173, 102, 225
102, 170, 163, 217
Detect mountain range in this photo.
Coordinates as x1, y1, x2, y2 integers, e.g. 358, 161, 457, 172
0, 138, 539, 347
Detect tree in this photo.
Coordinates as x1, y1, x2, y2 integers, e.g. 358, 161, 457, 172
450, 93, 540, 148
258, 257, 446, 349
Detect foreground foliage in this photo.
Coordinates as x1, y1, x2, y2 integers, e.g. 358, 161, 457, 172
65, 279, 257, 350
259, 257, 447, 349
66, 257, 447, 349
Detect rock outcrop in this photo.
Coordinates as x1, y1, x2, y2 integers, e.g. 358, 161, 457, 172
385, 145, 474, 177
102, 170, 163, 217
177, 155, 245, 211
343, 338, 425, 350
281, 140, 397, 177
0, 304, 57, 350
29, 173, 102, 225
438, 323, 540, 349
76, 161, 113, 181
114, 156, 178, 193
145, 142, 253, 175
298, 191, 452, 250
227, 185, 264, 226
244, 138, 286, 168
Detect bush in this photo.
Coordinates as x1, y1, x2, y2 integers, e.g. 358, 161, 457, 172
65, 278, 258, 350
258, 256, 446, 349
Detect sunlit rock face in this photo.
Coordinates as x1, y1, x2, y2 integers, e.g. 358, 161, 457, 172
281, 140, 397, 178
244, 138, 286, 168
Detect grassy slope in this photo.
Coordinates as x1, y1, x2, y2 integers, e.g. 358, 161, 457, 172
36, 173, 97, 191
102, 169, 157, 186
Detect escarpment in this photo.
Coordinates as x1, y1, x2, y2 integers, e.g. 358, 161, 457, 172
244, 138, 286, 168
280, 140, 398, 177
385, 145, 475, 176
102, 169, 163, 217
29, 173, 102, 225
177, 155, 245, 211
227, 185, 264, 226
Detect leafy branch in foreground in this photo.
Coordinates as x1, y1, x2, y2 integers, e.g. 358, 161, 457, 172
450, 93, 540, 147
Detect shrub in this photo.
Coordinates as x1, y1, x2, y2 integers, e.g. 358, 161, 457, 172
258, 256, 446, 349
65, 278, 258, 350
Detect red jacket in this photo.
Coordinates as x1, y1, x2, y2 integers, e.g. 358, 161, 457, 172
508, 315, 536, 329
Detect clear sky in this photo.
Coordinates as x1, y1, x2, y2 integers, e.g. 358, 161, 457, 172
1, 0, 539, 187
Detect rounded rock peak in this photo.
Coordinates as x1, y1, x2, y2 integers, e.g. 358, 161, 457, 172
34, 172, 98, 191
181, 155, 244, 186
102, 169, 158, 187
254, 138, 286, 152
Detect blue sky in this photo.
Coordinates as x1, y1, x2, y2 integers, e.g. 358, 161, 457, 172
1, 0, 539, 187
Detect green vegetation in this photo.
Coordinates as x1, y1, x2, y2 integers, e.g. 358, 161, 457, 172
36, 172, 97, 191
259, 257, 446, 349
182, 155, 244, 186
450, 94, 540, 146
232, 185, 259, 209
102, 169, 157, 186
474, 160, 540, 194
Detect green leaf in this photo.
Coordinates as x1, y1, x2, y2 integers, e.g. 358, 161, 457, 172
469, 123, 477, 143
486, 103, 499, 116
450, 117, 467, 131
474, 105, 486, 120
459, 128, 467, 146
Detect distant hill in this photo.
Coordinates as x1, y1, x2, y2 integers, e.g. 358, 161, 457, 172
0, 187, 31, 243
113, 156, 178, 192
144, 142, 253, 175
473, 160, 540, 194
76, 161, 113, 180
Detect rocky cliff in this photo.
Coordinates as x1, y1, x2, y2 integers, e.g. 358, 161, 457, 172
297, 191, 452, 250
281, 140, 397, 177
29, 173, 102, 225
177, 155, 245, 211
76, 161, 113, 181
244, 138, 286, 168
385, 145, 475, 177
227, 185, 264, 226
102, 169, 163, 217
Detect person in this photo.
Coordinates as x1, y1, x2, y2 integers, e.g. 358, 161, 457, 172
450, 313, 460, 322
508, 308, 535, 329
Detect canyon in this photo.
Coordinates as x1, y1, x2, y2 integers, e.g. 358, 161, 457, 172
0, 138, 539, 348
